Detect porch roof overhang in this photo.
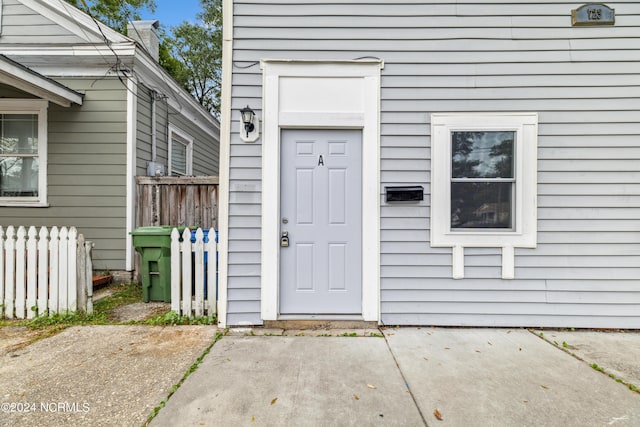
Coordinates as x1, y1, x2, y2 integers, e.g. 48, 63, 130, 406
0, 55, 83, 107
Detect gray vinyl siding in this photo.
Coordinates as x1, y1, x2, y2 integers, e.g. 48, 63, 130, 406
1, 0, 89, 44
136, 86, 169, 176
0, 77, 128, 271
228, 0, 640, 327
136, 88, 219, 177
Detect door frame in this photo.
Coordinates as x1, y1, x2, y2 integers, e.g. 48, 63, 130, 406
260, 59, 383, 322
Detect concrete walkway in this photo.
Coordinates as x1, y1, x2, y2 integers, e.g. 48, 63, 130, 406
152, 334, 424, 426
1, 326, 638, 426
0, 325, 218, 427
153, 328, 640, 427
386, 328, 640, 426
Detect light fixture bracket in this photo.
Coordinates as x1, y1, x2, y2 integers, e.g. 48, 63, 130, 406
239, 105, 260, 142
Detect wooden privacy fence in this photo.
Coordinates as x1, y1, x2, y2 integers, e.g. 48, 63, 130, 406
0, 226, 94, 319
170, 227, 217, 318
136, 176, 219, 230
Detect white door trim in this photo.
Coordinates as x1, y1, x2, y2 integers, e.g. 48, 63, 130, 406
260, 60, 382, 322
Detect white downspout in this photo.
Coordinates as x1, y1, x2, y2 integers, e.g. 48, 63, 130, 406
217, 0, 233, 327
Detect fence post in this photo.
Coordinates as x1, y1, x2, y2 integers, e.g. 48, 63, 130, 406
170, 228, 181, 314
205, 228, 217, 317
181, 228, 192, 316
0, 227, 4, 318
194, 228, 205, 317
4, 227, 15, 319
26, 227, 38, 319
14, 227, 26, 319
77, 233, 87, 313
49, 227, 59, 314
68, 227, 78, 312
37, 227, 49, 315
58, 227, 69, 312
85, 241, 94, 315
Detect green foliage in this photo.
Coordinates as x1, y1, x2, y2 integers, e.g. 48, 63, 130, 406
64, 0, 156, 34
22, 283, 142, 329
144, 310, 217, 326
93, 282, 143, 313
26, 311, 108, 328
159, 38, 189, 86
163, 0, 222, 115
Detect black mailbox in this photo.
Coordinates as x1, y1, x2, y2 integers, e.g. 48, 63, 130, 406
385, 186, 424, 202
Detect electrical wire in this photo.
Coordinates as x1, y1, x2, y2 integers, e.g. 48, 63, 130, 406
233, 61, 259, 69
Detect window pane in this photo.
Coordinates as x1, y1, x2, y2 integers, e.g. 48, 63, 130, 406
451, 182, 512, 229
452, 131, 514, 178
171, 139, 187, 175
0, 114, 38, 155
0, 157, 39, 197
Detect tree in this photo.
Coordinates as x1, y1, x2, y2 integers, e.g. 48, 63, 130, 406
66, 0, 222, 115
162, 0, 222, 115
65, 0, 156, 34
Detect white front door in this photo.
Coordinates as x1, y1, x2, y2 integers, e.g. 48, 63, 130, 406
279, 129, 362, 314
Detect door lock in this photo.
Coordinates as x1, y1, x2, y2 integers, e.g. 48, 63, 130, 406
280, 231, 289, 247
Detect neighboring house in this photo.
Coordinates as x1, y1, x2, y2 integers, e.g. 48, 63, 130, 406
217, 0, 640, 328
0, 0, 220, 275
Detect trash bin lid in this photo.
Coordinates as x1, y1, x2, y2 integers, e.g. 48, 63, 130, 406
130, 226, 185, 236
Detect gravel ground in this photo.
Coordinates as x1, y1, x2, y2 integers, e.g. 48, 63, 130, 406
0, 325, 218, 427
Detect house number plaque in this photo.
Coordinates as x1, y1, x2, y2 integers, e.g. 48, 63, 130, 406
572, 4, 615, 26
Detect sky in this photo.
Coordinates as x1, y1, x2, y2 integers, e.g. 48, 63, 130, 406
141, 0, 202, 29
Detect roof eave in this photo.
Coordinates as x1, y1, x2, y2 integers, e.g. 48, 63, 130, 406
0, 55, 83, 107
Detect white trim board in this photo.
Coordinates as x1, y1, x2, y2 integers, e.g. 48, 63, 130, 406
216, 0, 234, 328
260, 60, 383, 323
125, 78, 137, 271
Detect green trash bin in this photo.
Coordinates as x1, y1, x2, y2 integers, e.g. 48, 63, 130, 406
130, 226, 185, 302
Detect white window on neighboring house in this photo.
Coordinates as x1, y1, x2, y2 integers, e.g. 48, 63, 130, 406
431, 113, 538, 279
0, 100, 48, 206
168, 125, 193, 176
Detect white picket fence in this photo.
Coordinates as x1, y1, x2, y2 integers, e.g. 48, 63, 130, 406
0, 226, 94, 319
170, 227, 217, 318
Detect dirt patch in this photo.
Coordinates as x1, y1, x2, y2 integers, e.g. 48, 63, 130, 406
108, 302, 170, 322
0, 327, 48, 356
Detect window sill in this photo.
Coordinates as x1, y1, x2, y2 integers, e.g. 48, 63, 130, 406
0, 202, 49, 208
431, 231, 536, 249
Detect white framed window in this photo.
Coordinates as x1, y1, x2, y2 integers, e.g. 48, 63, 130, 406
0, 100, 48, 206
431, 113, 538, 278
168, 125, 193, 176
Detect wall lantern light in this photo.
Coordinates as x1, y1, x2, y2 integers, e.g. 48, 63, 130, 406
239, 105, 260, 142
